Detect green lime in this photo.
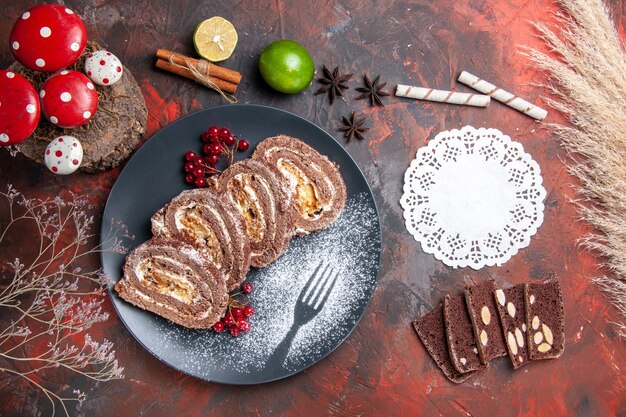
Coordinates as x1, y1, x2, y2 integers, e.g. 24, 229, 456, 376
259, 40, 315, 94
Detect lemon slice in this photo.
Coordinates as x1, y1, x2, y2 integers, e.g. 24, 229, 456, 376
193, 17, 238, 62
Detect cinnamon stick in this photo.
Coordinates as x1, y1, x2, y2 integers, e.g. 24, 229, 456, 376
156, 49, 242, 85
155, 59, 238, 94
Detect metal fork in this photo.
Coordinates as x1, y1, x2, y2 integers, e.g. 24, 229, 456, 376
265, 262, 339, 368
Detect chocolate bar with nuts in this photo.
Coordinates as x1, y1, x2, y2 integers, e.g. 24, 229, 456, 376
494, 285, 529, 368
465, 280, 507, 363
524, 279, 565, 360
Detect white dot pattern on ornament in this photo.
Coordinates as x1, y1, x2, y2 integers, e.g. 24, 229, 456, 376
61, 70, 68, 75
50, 116, 58, 124
6, 72, 14, 79
65, 8, 74, 14
71, 42, 80, 52
35, 58, 45, 68
83, 111, 91, 119
22, 12, 30, 19
40, 27, 51, 38
26, 104, 36, 114
0, 134, 9, 143
60, 92, 72, 102
40, 90, 45, 98
150, 193, 379, 377
12, 41, 19, 50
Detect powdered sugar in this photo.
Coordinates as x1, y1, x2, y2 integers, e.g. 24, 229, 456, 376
149, 192, 380, 382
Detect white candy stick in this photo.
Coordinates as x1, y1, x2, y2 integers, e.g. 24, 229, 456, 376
395, 84, 490, 107
458, 71, 548, 120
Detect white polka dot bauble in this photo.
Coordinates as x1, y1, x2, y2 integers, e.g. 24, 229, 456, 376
84, 50, 124, 86
44, 135, 83, 175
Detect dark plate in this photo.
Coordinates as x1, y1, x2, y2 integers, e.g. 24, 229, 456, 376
101, 104, 381, 384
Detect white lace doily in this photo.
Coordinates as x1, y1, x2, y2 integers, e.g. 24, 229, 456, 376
400, 126, 546, 269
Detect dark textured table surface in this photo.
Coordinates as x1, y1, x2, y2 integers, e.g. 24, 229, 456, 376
1, 1, 626, 416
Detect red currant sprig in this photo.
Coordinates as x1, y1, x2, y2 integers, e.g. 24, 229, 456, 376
212, 281, 255, 336
183, 125, 251, 188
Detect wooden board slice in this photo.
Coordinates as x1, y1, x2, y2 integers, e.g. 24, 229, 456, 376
10, 43, 147, 173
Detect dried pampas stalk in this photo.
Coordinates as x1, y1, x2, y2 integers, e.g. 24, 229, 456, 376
524, 0, 626, 335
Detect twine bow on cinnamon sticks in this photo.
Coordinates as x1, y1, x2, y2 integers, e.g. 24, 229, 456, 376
155, 49, 242, 103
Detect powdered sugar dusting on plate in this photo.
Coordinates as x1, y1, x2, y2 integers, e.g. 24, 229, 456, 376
149, 193, 380, 379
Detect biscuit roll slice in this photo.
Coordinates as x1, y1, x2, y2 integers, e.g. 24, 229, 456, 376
219, 159, 293, 268
253, 135, 347, 235
114, 239, 228, 329
524, 278, 564, 360
153, 188, 251, 291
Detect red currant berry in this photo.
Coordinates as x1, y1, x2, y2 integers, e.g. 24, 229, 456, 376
208, 125, 219, 136
229, 325, 240, 337
207, 154, 220, 165
185, 151, 197, 161
201, 132, 212, 142
185, 174, 195, 184
224, 134, 236, 146
223, 313, 235, 326
209, 134, 221, 143
195, 156, 205, 166
237, 139, 250, 151
232, 307, 243, 319
208, 143, 222, 156
193, 166, 204, 178
184, 162, 196, 173
195, 177, 206, 188
242, 282, 254, 294
219, 127, 231, 139
238, 319, 251, 333
213, 321, 225, 333
243, 305, 254, 317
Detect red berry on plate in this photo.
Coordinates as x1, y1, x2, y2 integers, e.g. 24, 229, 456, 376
184, 161, 196, 173
243, 305, 254, 317
224, 134, 236, 146
229, 325, 240, 337
213, 321, 225, 332
237, 139, 250, 151
238, 319, 251, 333
208, 143, 222, 156
201, 132, 211, 142
193, 166, 204, 178
208, 125, 219, 136
219, 127, 230, 139
207, 154, 220, 165
185, 151, 197, 161
232, 307, 243, 319
195, 177, 206, 188
242, 282, 253, 294
223, 313, 235, 326
185, 174, 195, 184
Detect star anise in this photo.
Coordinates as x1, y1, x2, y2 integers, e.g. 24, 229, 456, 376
355, 73, 390, 107
338, 111, 369, 142
314, 65, 353, 105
